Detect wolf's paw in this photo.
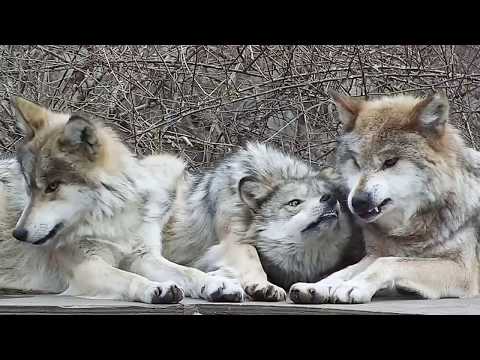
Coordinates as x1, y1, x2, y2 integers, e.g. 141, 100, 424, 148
145, 281, 184, 304
201, 275, 244, 303
331, 280, 376, 304
289, 279, 343, 304
289, 283, 322, 304
244, 282, 286, 302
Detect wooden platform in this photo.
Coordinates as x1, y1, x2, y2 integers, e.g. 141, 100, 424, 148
0, 294, 479, 314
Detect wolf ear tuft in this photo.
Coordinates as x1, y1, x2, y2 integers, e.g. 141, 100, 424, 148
239, 176, 274, 211
11, 97, 48, 139
411, 93, 449, 137
60, 115, 100, 160
328, 90, 363, 132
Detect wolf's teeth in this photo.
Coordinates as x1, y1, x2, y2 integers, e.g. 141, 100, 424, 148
374, 207, 379, 213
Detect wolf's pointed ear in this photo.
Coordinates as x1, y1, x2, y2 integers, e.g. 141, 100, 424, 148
410, 93, 449, 137
11, 97, 49, 139
239, 176, 274, 211
59, 115, 100, 161
328, 90, 363, 132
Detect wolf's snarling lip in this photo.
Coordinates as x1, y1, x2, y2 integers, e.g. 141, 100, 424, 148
356, 198, 392, 222
33, 223, 64, 245
301, 210, 338, 232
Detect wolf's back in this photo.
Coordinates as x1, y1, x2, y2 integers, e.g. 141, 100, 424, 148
238, 142, 318, 182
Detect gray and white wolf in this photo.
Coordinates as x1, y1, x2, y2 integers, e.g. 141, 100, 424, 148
0, 97, 244, 303
290, 91, 480, 304
162, 142, 364, 301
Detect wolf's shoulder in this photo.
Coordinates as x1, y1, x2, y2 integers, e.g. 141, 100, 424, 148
138, 153, 186, 193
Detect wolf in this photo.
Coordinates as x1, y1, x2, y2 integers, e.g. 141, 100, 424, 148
162, 142, 364, 301
0, 97, 244, 303
290, 91, 480, 304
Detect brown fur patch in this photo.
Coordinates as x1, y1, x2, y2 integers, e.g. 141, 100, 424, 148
345, 95, 463, 173
16, 104, 134, 192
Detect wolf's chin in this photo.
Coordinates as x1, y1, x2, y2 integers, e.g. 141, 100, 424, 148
355, 198, 393, 223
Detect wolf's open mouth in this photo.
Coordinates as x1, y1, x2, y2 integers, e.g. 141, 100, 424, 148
301, 210, 338, 232
33, 223, 64, 245
357, 198, 392, 221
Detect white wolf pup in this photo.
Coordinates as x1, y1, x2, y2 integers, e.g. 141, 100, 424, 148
0, 97, 243, 303
162, 142, 363, 301
290, 91, 480, 304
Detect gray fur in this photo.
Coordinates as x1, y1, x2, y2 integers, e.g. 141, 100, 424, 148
0, 157, 65, 292
163, 142, 364, 293
0, 97, 245, 304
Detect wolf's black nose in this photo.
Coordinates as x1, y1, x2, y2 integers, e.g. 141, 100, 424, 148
320, 193, 337, 207
12, 228, 28, 242
351, 192, 372, 213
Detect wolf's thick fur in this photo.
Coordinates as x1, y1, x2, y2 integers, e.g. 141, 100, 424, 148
0, 97, 243, 303
0, 156, 65, 292
162, 143, 364, 300
290, 92, 480, 304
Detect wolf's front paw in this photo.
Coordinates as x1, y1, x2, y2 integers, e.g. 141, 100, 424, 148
244, 282, 286, 302
289, 279, 342, 304
145, 281, 184, 304
331, 280, 376, 304
201, 275, 244, 302
289, 283, 320, 304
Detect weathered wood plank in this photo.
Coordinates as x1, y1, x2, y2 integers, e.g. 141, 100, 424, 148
0, 294, 478, 315
193, 303, 393, 315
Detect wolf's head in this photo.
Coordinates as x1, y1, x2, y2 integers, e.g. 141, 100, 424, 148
239, 167, 346, 244
11, 97, 132, 245
331, 91, 461, 235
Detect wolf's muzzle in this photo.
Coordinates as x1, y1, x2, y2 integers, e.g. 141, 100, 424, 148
351, 192, 372, 214
33, 223, 64, 245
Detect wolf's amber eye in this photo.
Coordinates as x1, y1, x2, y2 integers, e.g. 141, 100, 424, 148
288, 199, 303, 207
45, 181, 61, 194
382, 157, 399, 170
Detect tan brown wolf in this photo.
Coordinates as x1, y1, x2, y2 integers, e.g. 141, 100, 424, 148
290, 91, 480, 304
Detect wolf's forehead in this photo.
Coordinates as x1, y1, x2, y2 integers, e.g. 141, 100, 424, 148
337, 134, 361, 157
17, 143, 90, 187
356, 96, 420, 129
278, 178, 330, 195
39, 155, 91, 185
338, 127, 423, 160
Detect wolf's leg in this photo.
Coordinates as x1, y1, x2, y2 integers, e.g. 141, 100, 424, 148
328, 256, 476, 304
123, 253, 244, 302
202, 242, 287, 302
61, 255, 184, 304
289, 255, 376, 304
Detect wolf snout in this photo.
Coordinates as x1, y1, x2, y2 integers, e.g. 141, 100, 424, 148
12, 228, 29, 242
351, 192, 372, 214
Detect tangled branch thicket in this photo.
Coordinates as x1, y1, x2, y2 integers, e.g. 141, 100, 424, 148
1, 45, 480, 170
